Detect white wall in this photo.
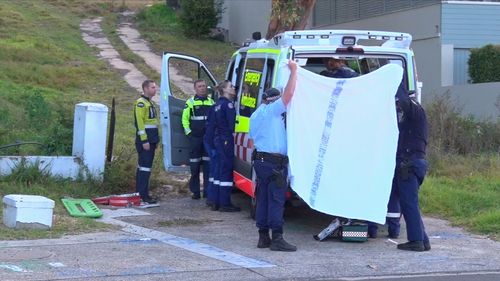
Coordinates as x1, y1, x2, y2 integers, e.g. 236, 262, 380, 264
441, 44, 454, 86
0, 103, 108, 180
423, 82, 500, 121
219, 0, 272, 45
0, 157, 81, 179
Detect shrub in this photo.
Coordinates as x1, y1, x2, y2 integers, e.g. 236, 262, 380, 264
25, 89, 51, 131
179, 0, 223, 38
426, 92, 500, 155
468, 44, 500, 83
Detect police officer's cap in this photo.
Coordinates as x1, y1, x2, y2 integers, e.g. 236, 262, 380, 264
262, 88, 281, 101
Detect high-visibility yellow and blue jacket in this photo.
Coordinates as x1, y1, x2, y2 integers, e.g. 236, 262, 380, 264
134, 95, 159, 144
182, 95, 214, 137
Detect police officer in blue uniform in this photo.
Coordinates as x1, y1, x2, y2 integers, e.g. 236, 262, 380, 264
213, 80, 240, 212
249, 60, 298, 252
204, 100, 218, 209
393, 83, 431, 251
320, 58, 358, 78
134, 80, 159, 204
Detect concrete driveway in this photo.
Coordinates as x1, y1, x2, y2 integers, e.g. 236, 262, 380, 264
1, 191, 499, 281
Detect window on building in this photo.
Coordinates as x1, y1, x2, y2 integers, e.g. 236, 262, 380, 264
313, 0, 440, 27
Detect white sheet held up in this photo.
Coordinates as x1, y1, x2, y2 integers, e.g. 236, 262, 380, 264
287, 64, 402, 224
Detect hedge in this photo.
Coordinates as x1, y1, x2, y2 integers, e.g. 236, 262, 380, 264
468, 44, 500, 83
179, 0, 223, 38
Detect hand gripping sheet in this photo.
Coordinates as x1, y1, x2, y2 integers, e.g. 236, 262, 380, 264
287, 64, 402, 224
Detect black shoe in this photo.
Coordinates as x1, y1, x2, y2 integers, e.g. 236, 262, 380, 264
142, 197, 157, 204
219, 205, 241, 212
397, 241, 425, 252
257, 232, 271, 248
206, 201, 214, 207
191, 194, 200, 200
211, 204, 219, 211
387, 234, 399, 239
270, 233, 297, 252
424, 240, 431, 251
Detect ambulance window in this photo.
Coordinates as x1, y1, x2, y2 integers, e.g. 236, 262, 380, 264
239, 58, 265, 117
263, 59, 275, 91
167, 57, 216, 99
226, 59, 235, 81
234, 54, 246, 94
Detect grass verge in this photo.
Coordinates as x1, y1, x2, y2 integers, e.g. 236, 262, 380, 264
0, 0, 150, 240
422, 175, 500, 240
0, 160, 117, 240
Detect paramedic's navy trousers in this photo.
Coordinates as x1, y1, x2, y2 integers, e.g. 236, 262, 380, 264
189, 136, 210, 198
215, 135, 234, 207
204, 139, 219, 205
386, 177, 402, 237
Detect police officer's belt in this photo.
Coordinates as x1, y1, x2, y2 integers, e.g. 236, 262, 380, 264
254, 151, 288, 166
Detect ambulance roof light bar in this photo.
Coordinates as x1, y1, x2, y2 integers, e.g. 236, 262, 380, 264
272, 30, 412, 49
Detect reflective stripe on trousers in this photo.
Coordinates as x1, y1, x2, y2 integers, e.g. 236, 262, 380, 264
135, 142, 157, 199
189, 136, 209, 197
216, 135, 234, 207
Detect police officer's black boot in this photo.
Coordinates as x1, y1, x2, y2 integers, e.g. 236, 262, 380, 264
257, 230, 271, 248
397, 241, 425, 252
270, 232, 297, 252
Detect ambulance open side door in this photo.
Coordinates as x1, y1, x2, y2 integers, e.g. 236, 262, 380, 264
159, 52, 217, 172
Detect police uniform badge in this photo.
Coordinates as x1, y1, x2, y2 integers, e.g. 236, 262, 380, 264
137, 102, 145, 108
228, 103, 234, 109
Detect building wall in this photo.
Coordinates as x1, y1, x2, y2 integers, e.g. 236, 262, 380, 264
423, 82, 500, 120
219, 0, 272, 45
311, 4, 443, 98
442, 1, 500, 84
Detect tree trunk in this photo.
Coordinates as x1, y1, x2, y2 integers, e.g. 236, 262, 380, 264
265, 0, 316, 40
166, 0, 180, 10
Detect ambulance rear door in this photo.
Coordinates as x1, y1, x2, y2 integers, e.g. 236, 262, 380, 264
159, 52, 217, 172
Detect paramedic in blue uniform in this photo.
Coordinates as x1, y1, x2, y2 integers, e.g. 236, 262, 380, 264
249, 60, 297, 252
134, 80, 159, 204
320, 58, 358, 78
367, 176, 402, 239
393, 83, 431, 251
213, 80, 240, 212
182, 80, 214, 199
204, 98, 218, 209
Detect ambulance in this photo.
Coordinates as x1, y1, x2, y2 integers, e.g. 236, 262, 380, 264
159, 30, 422, 214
